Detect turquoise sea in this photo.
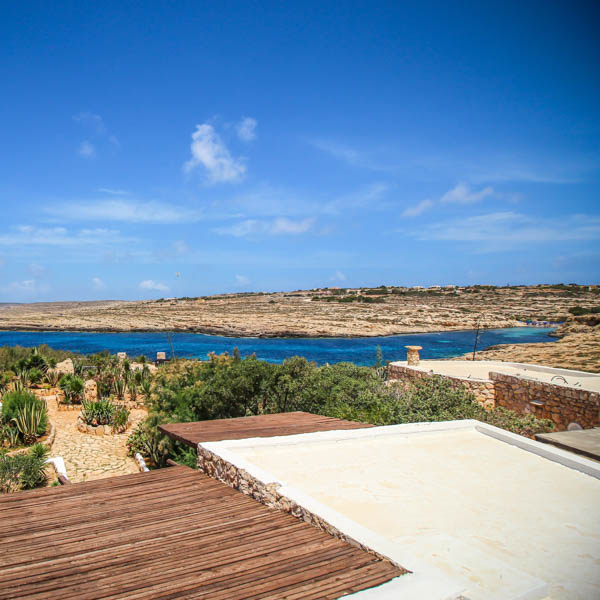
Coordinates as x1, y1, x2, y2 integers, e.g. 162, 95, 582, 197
0, 327, 557, 366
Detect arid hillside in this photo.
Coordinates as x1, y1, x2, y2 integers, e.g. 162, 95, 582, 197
468, 315, 600, 372
0, 284, 597, 338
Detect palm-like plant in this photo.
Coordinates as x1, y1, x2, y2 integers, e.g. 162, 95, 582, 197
127, 378, 138, 403
12, 400, 47, 445
17, 368, 30, 388
45, 370, 60, 387
113, 376, 126, 401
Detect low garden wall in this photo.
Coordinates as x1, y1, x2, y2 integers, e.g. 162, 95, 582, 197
388, 363, 496, 409
490, 372, 600, 431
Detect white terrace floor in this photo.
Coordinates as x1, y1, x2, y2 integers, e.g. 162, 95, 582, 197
392, 359, 600, 392
201, 421, 600, 600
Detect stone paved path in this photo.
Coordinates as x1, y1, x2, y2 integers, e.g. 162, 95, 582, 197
46, 395, 148, 483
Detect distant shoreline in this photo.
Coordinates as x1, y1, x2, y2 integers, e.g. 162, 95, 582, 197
0, 324, 556, 341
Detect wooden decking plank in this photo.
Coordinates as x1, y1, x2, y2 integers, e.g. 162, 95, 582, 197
159, 411, 372, 447
2, 525, 336, 598
2, 516, 316, 585
0, 465, 404, 600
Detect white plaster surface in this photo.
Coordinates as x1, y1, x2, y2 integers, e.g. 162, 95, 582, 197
215, 424, 600, 600
391, 359, 600, 391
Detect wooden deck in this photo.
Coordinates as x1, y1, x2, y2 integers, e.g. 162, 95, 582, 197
0, 466, 404, 599
159, 412, 373, 448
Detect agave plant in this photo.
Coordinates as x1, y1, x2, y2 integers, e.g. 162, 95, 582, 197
45, 369, 61, 387
17, 368, 30, 388
113, 376, 126, 401
140, 377, 152, 398
12, 400, 47, 446
127, 378, 138, 403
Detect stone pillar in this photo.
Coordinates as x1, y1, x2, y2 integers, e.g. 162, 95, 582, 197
405, 345, 423, 366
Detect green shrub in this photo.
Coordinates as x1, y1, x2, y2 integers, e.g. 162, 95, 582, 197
12, 400, 48, 445
27, 368, 43, 385
81, 399, 130, 431
1, 391, 48, 439
59, 374, 85, 404
81, 398, 115, 426
127, 414, 171, 468
0, 443, 50, 493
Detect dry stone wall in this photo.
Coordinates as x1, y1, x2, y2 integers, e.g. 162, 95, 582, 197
490, 372, 600, 430
388, 363, 496, 409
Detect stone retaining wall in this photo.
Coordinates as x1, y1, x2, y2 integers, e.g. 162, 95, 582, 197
196, 445, 399, 565
388, 364, 495, 409
490, 372, 600, 431
76, 416, 130, 436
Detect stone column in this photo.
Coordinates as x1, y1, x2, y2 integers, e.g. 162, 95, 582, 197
405, 345, 423, 366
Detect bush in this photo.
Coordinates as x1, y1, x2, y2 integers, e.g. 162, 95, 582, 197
81, 399, 130, 431
0, 443, 50, 493
1, 391, 48, 440
59, 374, 85, 404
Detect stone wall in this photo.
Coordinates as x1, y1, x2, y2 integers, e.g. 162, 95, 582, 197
388, 363, 496, 409
196, 445, 404, 568
490, 372, 600, 430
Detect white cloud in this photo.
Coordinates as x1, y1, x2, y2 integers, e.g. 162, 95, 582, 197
3, 279, 48, 295
236, 117, 257, 142
215, 217, 315, 237
0, 225, 131, 247
74, 112, 119, 147
173, 240, 189, 255
440, 183, 494, 204
139, 280, 169, 292
73, 112, 106, 134
79, 141, 96, 158
91, 277, 106, 289
28, 263, 45, 276
415, 212, 600, 250
402, 199, 434, 217
331, 270, 346, 282
49, 199, 203, 224
309, 139, 397, 172
235, 274, 249, 286
184, 123, 246, 183
97, 188, 129, 195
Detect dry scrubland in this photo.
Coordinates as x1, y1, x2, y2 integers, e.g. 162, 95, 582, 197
0, 285, 598, 371
470, 315, 600, 372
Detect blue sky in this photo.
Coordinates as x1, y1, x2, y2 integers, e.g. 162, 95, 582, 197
1, 1, 598, 301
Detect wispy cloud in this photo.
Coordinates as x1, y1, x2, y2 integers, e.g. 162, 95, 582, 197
330, 270, 346, 282
74, 112, 120, 156
97, 188, 129, 196
91, 277, 106, 289
0, 225, 131, 247
236, 117, 257, 142
309, 139, 396, 172
414, 212, 600, 251
73, 112, 107, 135
441, 183, 493, 204
48, 199, 203, 224
139, 279, 168, 292
3, 279, 49, 295
403, 183, 493, 218
215, 217, 315, 237
184, 123, 246, 183
79, 141, 96, 158
234, 274, 250, 286
402, 199, 434, 217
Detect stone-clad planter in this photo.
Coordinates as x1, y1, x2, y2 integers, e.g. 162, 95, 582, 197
76, 416, 130, 436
